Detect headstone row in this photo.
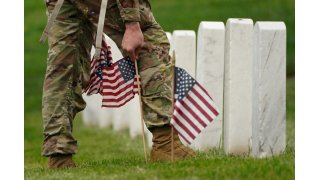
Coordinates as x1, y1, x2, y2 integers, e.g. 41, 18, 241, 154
81, 19, 286, 157
167, 19, 286, 157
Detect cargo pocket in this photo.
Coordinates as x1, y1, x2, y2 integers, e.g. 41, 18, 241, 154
140, 66, 166, 97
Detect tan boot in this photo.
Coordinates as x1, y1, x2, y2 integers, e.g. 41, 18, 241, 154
150, 125, 196, 162
48, 154, 76, 169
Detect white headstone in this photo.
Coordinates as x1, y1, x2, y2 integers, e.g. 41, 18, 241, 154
112, 107, 129, 131
252, 22, 286, 158
172, 30, 197, 77
146, 129, 153, 148
171, 30, 197, 147
129, 96, 143, 138
99, 108, 114, 128
193, 22, 225, 151
166, 32, 173, 56
82, 94, 102, 126
224, 18, 254, 155
166, 32, 172, 43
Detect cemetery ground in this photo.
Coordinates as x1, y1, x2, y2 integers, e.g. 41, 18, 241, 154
25, 0, 295, 179
24, 78, 294, 179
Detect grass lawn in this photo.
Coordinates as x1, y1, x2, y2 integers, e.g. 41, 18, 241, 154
25, 0, 295, 179
24, 78, 294, 179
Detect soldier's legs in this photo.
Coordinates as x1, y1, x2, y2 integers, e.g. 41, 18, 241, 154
75, 0, 195, 161
42, 0, 94, 157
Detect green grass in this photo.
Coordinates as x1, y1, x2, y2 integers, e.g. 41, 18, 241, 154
25, 0, 295, 179
24, 78, 295, 179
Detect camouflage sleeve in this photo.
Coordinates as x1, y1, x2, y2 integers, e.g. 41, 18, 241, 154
117, 0, 141, 22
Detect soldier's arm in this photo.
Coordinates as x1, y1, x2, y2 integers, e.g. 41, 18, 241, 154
119, 0, 144, 61
118, 0, 141, 22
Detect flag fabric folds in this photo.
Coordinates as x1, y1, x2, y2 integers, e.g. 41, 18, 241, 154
84, 38, 139, 108
101, 57, 139, 107
171, 67, 220, 144
84, 37, 113, 95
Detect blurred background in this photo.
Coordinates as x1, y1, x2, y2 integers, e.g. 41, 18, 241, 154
25, 0, 295, 179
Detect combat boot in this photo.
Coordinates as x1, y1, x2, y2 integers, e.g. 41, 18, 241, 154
48, 154, 76, 169
150, 125, 196, 162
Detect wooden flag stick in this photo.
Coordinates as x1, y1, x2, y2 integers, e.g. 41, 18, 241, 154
171, 52, 176, 162
134, 60, 148, 164
171, 126, 174, 162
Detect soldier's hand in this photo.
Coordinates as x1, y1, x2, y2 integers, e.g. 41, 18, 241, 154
122, 22, 144, 61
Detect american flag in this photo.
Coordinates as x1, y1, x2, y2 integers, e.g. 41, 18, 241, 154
101, 57, 139, 107
84, 37, 139, 108
171, 67, 220, 144
84, 37, 113, 95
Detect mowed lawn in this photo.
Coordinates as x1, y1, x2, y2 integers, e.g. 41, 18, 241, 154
25, 0, 295, 179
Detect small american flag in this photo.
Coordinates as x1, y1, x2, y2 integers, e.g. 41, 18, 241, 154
84, 37, 139, 108
84, 37, 113, 95
171, 67, 220, 144
101, 57, 139, 107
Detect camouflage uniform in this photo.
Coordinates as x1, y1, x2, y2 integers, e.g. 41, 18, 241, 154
42, 0, 173, 156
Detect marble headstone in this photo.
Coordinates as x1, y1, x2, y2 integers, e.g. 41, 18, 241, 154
171, 30, 197, 146
252, 22, 286, 158
194, 21, 225, 151
172, 30, 197, 77
166, 32, 173, 56
128, 96, 143, 138
224, 19, 253, 155
82, 94, 103, 126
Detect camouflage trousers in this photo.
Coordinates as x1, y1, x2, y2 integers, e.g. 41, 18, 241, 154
42, 0, 173, 156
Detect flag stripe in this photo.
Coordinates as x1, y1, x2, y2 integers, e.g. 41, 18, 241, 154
102, 92, 135, 107
190, 89, 216, 118
175, 101, 206, 129
184, 96, 211, 125
103, 74, 123, 85
103, 68, 119, 76
103, 84, 135, 100
102, 76, 125, 87
187, 93, 213, 122
104, 71, 121, 81
193, 84, 220, 116
172, 116, 196, 139
196, 82, 213, 101
103, 80, 134, 94
103, 80, 138, 91
171, 124, 192, 144
177, 98, 207, 127
88, 77, 101, 89
173, 107, 201, 133
88, 88, 99, 95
